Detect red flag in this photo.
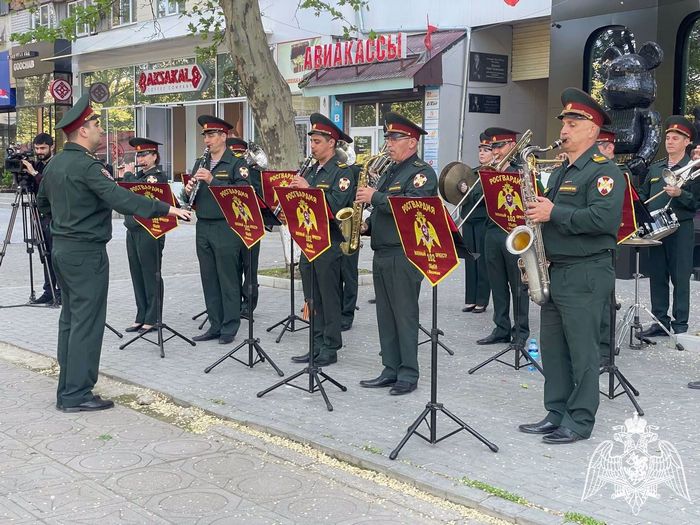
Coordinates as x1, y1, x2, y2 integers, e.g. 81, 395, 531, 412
117, 182, 179, 239
424, 16, 437, 51
478, 168, 531, 234
209, 185, 266, 248
504, 0, 520, 6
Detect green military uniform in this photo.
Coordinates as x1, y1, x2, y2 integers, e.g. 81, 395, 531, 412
639, 154, 699, 333
461, 165, 490, 308
340, 163, 361, 330
36, 95, 171, 410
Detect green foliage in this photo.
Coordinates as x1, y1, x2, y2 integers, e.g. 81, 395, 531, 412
459, 477, 529, 505
1, 171, 12, 188
587, 27, 636, 105
684, 21, 700, 116
97, 433, 113, 441
298, 0, 369, 37
564, 512, 606, 525
11, 0, 113, 44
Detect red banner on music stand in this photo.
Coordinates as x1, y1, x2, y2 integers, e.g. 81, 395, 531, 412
388, 196, 460, 286
478, 169, 531, 234
617, 171, 638, 244
275, 186, 331, 262
209, 185, 266, 248
118, 182, 178, 239
261, 170, 296, 209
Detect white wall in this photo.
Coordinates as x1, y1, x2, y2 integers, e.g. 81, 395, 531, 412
437, 38, 467, 171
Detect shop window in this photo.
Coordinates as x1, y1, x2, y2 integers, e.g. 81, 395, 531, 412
68, 0, 91, 37
157, 0, 184, 17
584, 25, 635, 104
350, 103, 376, 127
111, 0, 134, 27
379, 101, 423, 128
31, 4, 55, 29
677, 13, 700, 116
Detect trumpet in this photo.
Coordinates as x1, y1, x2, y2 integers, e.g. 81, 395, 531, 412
644, 158, 700, 205
244, 141, 269, 170
336, 140, 356, 166
274, 154, 318, 218
185, 146, 210, 211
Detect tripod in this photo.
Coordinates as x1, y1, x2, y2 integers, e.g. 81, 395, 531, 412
390, 286, 499, 459
120, 235, 196, 357
0, 183, 57, 308
615, 239, 684, 352
266, 234, 309, 342
205, 243, 283, 376
601, 249, 643, 415
258, 257, 346, 411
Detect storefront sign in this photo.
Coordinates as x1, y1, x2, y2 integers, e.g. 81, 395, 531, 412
10, 40, 71, 79
0, 52, 16, 109
304, 33, 406, 70
469, 52, 508, 83
49, 79, 72, 102
468, 93, 501, 114
277, 37, 320, 93
137, 64, 208, 96
89, 82, 110, 104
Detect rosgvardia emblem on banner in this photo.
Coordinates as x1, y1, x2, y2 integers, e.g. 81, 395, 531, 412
261, 170, 296, 209
118, 182, 178, 239
478, 168, 530, 234
209, 185, 265, 248
388, 196, 459, 286
274, 186, 331, 262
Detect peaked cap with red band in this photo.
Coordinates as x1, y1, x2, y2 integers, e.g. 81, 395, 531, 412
197, 115, 233, 134
226, 137, 248, 151
664, 115, 695, 141
597, 127, 616, 144
558, 87, 611, 127
55, 94, 99, 135
484, 127, 519, 146
129, 137, 161, 152
308, 113, 353, 143
384, 111, 427, 140
478, 132, 492, 149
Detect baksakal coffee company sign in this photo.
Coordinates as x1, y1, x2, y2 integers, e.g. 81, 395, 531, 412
138, 64, 208, 96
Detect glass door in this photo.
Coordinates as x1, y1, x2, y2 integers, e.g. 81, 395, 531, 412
135, 105, 172, 180
349, 126, 380, 166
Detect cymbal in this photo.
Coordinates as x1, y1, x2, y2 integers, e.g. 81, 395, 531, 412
620, 237, 663, 246
438, 161, 476, 206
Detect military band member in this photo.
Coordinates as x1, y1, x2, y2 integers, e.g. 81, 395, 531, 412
227, 137, 262, 317
290, 113, 355, 367
638, 116, 700, 337
476, 128, 530, 351
357, 112, 437, 395
461, 132, 493, 314
183, 116, 249, 345
37, 94, 190, 412
520, 88, 624, 443
340, 162, 362, 331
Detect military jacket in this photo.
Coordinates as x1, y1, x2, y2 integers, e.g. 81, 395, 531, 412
230, 151, 262, 195
638, 155, 699, 221
460, 166, 487, 221
368, 153, 438, 252
542, 144, 624, 262
36, 143, 169, 245
123, 166, 168, 231
304, 152, 356, 216
187, 148, 249, 220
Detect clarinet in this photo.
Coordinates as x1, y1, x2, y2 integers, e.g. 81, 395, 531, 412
185, 146, 211, 210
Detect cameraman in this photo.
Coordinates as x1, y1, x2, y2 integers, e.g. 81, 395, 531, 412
22, 133, 60, 305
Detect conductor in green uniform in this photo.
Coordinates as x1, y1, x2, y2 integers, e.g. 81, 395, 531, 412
638, 116, 700, 337
519, 88, 624, 443
356, 112, 437, 395
121, 137, 168, 334
183, 116, 249, 345
289, 113, 355, 367
37, 94, 191, 412
227, 137, 263, 316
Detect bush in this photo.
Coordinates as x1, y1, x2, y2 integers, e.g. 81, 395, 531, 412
1, 170, 12, 188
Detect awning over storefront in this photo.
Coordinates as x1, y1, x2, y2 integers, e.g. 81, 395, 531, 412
299, 30, 466, 97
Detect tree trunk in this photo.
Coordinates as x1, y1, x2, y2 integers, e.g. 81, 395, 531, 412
220, 0, 301, 171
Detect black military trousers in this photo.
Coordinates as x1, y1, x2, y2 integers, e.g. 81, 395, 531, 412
484, 226, 529, 345
648, 220, 694, 333
241, 242, 260, 313
462, 218, 490, 305
373, 251, 423, 384
196, 219, 242, 338
40, 215, 59, 295
300, 243, 343, 357
126, 229, 165, 325
52, 242, 109, 408
340, 248, 360, 326
541, 256, 613, 438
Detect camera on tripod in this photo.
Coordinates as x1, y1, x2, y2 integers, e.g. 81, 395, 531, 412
5, 145, 36, 192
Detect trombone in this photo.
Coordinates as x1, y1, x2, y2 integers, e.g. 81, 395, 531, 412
644, 158, 700, 205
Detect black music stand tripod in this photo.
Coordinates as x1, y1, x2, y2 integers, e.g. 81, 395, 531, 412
266, 233, 309, 342
390, 285, 499, 459
120, 235, 196, 357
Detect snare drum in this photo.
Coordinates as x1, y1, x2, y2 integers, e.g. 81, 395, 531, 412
637, 208, 679, 241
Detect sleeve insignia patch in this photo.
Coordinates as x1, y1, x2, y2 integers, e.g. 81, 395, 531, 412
597, 176, 614, 195
413, 173, 427, 188
146, 175, 158, 183
101, 168, 114, 180
338, 177, 350, 191
239, 166, 249, 179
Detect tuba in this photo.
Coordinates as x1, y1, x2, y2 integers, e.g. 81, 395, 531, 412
244, 141, 269, 170
337, 143, 394, 255
504, 139, 563, 305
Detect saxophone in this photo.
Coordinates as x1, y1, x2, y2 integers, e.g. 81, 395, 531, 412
505, 139, 563, 306
337, 143, 394, 255
185, 146, 211, 211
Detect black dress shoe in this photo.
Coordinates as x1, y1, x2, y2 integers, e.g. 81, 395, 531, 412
639, 323, 668, 338
359, 376, 397, 388
368, 298, 376, 304
219, 334, 234, 344
61, 397, 115, 413
476, 333, 511, 345
341, 323, 352, 332
688, 381, 700, 389
314, 354, 337, 366
192, 332, 220, 342
389, 381, 417, 396
291, 352, 318, 363
542, 427, 586, 444
518, 418, 559, 434
462, 305, 476, 312
472, 305, 487, 314
125, 324, 143, 333
138, 325, 156, 334
32, 292, 54, 305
